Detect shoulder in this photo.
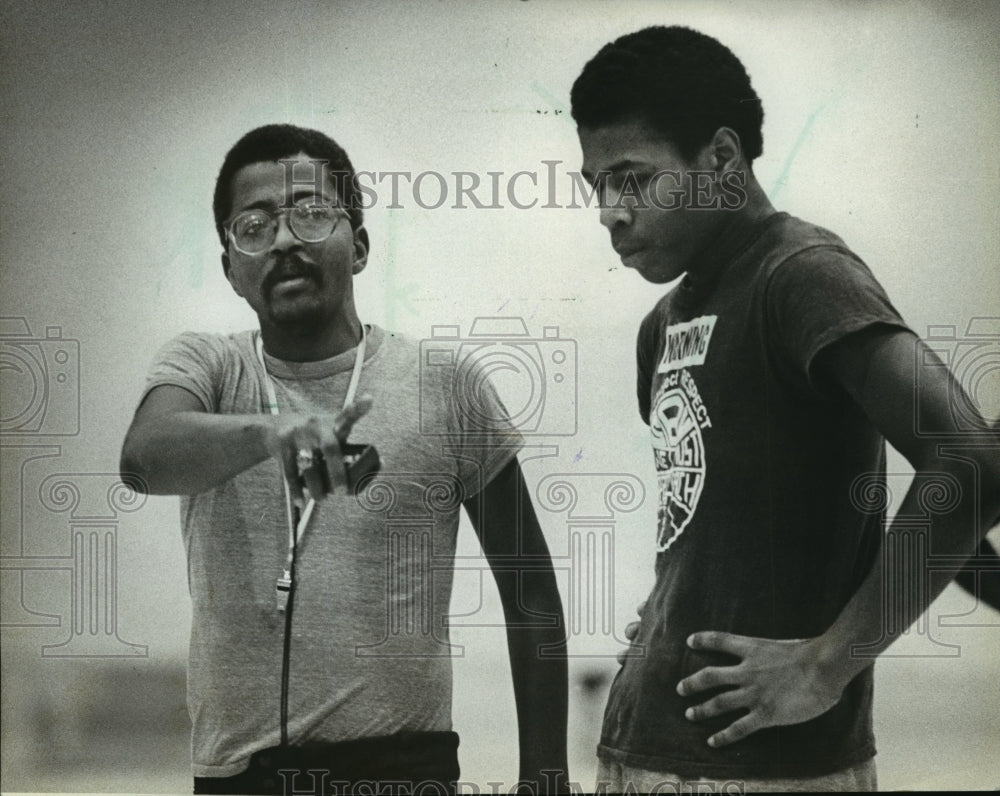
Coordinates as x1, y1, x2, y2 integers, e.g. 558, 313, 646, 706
765, 213, 852, 249
757, 220, 910, 378
156, 329, 254, 353
363, 325, 423, 379
142, 330, 256, 412
373, 326, 420, 355
150, 329, 257, 374
760, 214, 861, 274
755, 216, 886, 301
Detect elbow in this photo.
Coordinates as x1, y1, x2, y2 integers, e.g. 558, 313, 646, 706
520, 570, 566, 623
982, 452, 1000, 531
495, 567, 565, 626
120, 468, 149, 495
958, 446, 1000, 530
119, 436, 152, 495
119, 459, 150, 495
917, 445, 1000, 533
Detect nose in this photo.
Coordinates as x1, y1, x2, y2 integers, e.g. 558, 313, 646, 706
599, 187, 632, 231
269, 212, 301, 252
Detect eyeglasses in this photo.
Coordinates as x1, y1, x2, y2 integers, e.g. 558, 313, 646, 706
227, 201, 348, 255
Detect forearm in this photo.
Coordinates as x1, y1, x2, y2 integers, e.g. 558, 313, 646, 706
121, 411, 275, 495
467, 459, 570, 789
677, 448, 1000, 747
817, 449, 1000, 687
499, 569, 569, 789
813, 331, 1000, 688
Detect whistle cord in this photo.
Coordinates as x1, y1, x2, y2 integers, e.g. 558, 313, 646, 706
279, 504, 301, 748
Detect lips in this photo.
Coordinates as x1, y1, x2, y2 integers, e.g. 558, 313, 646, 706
611, 234, 640, 258
613, 244, 643, 265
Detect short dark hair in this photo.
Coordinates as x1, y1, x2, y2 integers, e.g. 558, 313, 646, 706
212, 123, 364, 248
571, 26, 764, 163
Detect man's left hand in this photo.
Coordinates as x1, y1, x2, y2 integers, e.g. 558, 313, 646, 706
676, 631, 846, 748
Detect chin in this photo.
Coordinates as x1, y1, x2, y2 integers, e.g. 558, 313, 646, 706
267, 301, 330, 332
631, 261, 684, 285
635, 269, 678, 285
624, 252, 683, 285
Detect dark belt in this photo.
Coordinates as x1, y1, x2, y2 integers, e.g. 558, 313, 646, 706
194, 731, 461, 795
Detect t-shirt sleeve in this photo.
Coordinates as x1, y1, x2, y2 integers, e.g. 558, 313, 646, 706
636, 307, 660, 426
766, 246, 910, 393
142, 332, 227, 412
446, 370, 525, 498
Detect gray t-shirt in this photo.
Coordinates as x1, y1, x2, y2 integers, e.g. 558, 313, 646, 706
143, 324, 522, 777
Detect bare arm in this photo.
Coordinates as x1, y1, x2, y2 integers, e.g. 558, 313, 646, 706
678, 327, 1000, 746
463, 457, 569, 792
812, 328, 1000, 661
120, 384, 371, 503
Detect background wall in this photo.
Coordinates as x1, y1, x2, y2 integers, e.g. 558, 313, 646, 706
1, 0, 998, 792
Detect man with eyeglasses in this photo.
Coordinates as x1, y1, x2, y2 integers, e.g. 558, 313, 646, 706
120, 124, 568, 795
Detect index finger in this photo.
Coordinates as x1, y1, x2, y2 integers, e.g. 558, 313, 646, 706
336, 393, 374, 441
687, 630, 754, 657
281, 447, 306, 509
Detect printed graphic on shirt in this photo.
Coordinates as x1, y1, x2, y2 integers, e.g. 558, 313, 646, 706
650, 366, 712, 552
657, 315, 717, 374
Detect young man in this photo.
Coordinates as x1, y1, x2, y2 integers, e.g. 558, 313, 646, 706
120, 124, 568, 794
570, 26, 1000, 792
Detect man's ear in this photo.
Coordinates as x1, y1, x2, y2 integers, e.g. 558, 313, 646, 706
221, 252, 243, 296
351, 226, 369, 275
707, 127, 743, 174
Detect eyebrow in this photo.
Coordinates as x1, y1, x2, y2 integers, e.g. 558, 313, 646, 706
236, 199, 278, 213
234, 190, 337, 215
288, 187, 336, 203
580, 159, 650, 183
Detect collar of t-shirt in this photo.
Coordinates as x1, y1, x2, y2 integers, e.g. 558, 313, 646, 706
261, 324, 384, 381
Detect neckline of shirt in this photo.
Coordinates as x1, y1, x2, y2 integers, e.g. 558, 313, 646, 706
259, 324, 385, 380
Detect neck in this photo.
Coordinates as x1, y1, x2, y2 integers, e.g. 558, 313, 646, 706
259, 312, 364, 362
708, 180, 776, 251
682, 174, 777, 291
736, 175, 776, 226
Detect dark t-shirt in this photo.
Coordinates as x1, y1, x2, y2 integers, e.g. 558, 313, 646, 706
598, 212, 910, 778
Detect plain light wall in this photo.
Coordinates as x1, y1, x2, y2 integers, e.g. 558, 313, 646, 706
1, 0, 998, 791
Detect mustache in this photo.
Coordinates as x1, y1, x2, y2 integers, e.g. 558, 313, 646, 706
261, 255, 323, 295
